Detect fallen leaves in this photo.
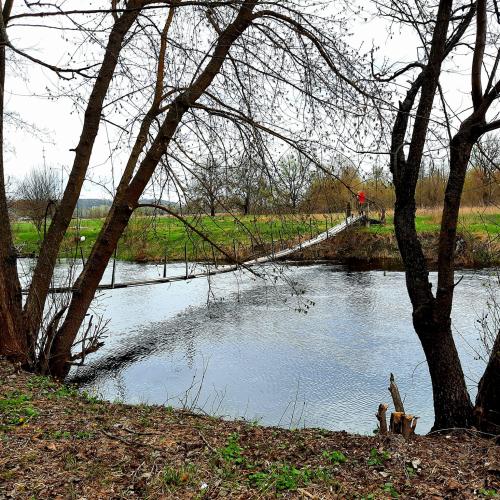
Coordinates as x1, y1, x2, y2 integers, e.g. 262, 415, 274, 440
0, 360, 498, 499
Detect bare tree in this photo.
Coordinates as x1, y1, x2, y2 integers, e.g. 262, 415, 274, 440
378, 0, 499, 431
470, 137, 500, 206
187, 156, 225, 217
230, 152, 262, 215
0, 1, 377, 378
273, 153, 310, 212
16, 166, 60, 233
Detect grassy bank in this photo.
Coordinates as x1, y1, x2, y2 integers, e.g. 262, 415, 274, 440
0, 360, 498, 499
12, 214, 344, 263
11, 208, 500, 266
297, 229, 500, 269
367, 207, 500, 236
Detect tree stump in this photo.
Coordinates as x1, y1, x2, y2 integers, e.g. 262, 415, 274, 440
376, 374, 419, 439
376, 403, 388, 435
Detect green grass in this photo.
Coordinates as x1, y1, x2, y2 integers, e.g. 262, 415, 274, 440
367, 212, 500, 235
12, 214, 343, 262
0, 391, 39, 426
12, 210, 500, 262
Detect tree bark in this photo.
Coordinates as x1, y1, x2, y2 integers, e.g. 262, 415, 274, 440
475, 330, 500, 434
0, 6, 27, 364
388, 373, 405, 413
415, 320, 473, 429
376, 403, 388, 435
22, 5, 141, 359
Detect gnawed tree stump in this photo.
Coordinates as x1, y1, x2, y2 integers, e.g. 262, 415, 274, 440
376, 403, 389, 435
376, 374, 419, 438
389, 372, 404, 413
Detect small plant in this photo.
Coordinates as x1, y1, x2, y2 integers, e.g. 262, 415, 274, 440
81, 390, 100, 404
479, 488, 498, 498
163, 466, 183, 486
53, 430, 72, 439
322, 450, 347, 465
248, 463, 329, 492
367, 448, 391, 466
219, 433, 245, 466
75, 431, 94, 440
383, 482, 399, 498
405, 464, 417, 478
50, 386, 79, 399
249, 464, 306, 492
0, 392, 39, 425
27, 375, 56, 390
162, 464, 194, 486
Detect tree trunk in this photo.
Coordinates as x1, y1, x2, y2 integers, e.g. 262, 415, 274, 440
48, 202, 134, 378
48, 1, 259, 378
475, 330, 500, 433
394, 201, 474, 429
21, 7, 141, 356
0, 11, 27, 364
435, 131, 475, 320
0, 271, 26, 364
415, 318, 474, 429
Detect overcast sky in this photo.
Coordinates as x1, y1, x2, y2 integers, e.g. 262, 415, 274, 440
3, 1, 476, 199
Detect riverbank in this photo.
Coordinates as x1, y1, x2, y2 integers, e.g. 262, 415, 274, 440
12, 209, 500, 268
1, 360, 498, 498
294, 229, 500, 269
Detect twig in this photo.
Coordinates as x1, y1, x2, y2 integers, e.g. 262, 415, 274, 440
197, 430, 216, 453
100, 429, 164, 452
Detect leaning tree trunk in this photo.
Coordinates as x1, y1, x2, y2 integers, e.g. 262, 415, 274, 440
21, 6, 141, 360
48, 1, 259, 378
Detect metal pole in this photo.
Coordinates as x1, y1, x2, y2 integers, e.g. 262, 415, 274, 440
270, 222, 274, 258
163, 246, 167, 278
111, 246, 117, 288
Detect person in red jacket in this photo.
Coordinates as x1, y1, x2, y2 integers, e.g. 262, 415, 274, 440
357, 191, 366, 215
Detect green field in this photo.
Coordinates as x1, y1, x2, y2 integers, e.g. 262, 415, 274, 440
367, 211, 500, 236
12, 214, 344, 262
12, 210, 499, 262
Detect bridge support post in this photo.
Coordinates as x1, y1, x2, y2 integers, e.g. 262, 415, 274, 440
111, 246, 117, 289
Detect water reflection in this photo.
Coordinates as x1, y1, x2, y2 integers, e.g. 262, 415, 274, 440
59, 262, 495, 435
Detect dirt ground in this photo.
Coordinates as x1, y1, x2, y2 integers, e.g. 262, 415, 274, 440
0, 360, 498, 499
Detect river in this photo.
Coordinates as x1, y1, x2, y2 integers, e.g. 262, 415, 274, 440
34, 260, 492, 435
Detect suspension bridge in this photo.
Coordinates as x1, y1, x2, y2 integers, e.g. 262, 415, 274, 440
23, 214, 366, 294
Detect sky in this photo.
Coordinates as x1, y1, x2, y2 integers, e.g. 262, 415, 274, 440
3, 1, 479, 199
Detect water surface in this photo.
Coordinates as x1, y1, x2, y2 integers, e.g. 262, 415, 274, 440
59, 261, 495, 434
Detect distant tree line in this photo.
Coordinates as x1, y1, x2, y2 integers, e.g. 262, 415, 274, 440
183, 143, 500, 216
10, 141, 500, 227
